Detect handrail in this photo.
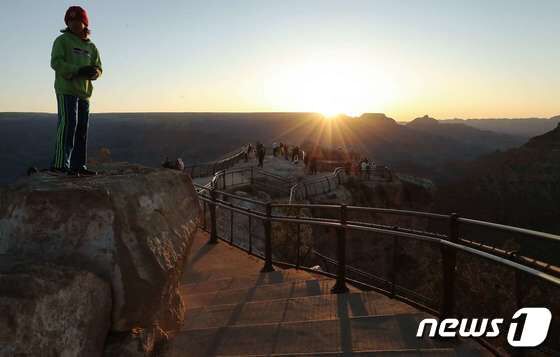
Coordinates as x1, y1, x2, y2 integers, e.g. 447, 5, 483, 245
196, 168, 560, 246
288, 183, 300, 203
199, 189, 560, 283
459, 217, 560, 244
195, 184, 560, 353
288, 167, 346, 203
288, 165, 393, 203
272, 203, 341, 209
198, 184, 560, 268
184, 144, 248, 178
347, 205, 450, 220
200, 197, 560, 283
196, 185, 560, 267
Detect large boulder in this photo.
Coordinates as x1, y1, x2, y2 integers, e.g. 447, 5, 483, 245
0, 263, 111, 356
0, 163, 200, 336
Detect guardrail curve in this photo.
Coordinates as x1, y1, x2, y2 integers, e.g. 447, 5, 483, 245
192, 181, 560, 355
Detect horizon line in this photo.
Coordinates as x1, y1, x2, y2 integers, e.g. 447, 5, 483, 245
0, 111, 557, 121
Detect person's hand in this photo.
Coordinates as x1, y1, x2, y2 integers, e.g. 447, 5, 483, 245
90, 66, 101, 80
77, 65, 100, 79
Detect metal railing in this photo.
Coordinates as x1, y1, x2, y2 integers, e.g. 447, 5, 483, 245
289, 165, 393, 203
203, 167, 295, 195
184, 145, 249, 178
193, 182, 560, 355
289, 167, 345, 203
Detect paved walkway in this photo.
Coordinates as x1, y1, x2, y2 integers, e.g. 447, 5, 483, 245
167, 231, 491, 356
192, 155, 333, 188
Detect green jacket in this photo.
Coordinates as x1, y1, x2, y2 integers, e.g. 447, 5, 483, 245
51, 31, 102, 99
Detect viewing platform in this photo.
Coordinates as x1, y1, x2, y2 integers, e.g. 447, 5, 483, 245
168, 231, 491, 356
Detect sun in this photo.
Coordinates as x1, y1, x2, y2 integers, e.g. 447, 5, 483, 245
321, 110, 341, 119
263, 56, 395, 117
321, 109, 364, 119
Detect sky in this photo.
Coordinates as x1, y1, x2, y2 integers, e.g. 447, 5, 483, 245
0, 0, 558, 121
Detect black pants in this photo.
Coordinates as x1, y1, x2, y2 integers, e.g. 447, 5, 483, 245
52, 94, 90, 170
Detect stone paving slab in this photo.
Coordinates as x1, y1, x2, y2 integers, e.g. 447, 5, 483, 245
183, 278, 349, 309
171, 313, 488, 356
168, 231, 491, 356
232, 349, 457, 357
181, 269, 319, 295
182, 292, 417, 330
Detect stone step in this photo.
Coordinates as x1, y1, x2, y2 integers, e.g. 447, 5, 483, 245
181, 269, 318, 295
181, 245, 266, 284
182, 291, 417, 330
168, 313, 489, 356
182, 278, 358, 309
224, 348, 457, 356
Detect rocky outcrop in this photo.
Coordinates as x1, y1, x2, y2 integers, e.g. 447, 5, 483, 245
407, 114, 439, 127
0, 163, 200, 352
0, 263, 111, 356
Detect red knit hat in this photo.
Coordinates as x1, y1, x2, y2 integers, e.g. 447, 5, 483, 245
64, 6, 89, 27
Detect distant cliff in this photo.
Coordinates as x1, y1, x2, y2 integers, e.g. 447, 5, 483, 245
433, 123, 560, 265
440, 116, 560, 137
436, 123, 560, 231
408, 115, 524, 150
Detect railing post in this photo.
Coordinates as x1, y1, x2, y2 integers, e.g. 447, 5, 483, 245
390, 227, 399, 297
248, 214, 253, 254
208, 188, 218, 244
296, 219, 301, 269
441, 213, 459, 317
511, 251, 523, 309
331, 204, 349, 294
230, 208, 234, 244
261, 203, 275, 272
202, 200, 207, 230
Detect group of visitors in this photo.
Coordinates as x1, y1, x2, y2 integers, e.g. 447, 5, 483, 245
244, 142, 265, 167
246, 141, 331, 175
247, 140, 381, 179
271, 142, 300, 161
269, 142, 306, 164
357, 158, 375, 178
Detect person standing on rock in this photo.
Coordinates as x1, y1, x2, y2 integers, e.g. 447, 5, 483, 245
50, 6, 102, 176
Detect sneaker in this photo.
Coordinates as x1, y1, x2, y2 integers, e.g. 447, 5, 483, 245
27, 166, 39, 176
66, 168, 81, 177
